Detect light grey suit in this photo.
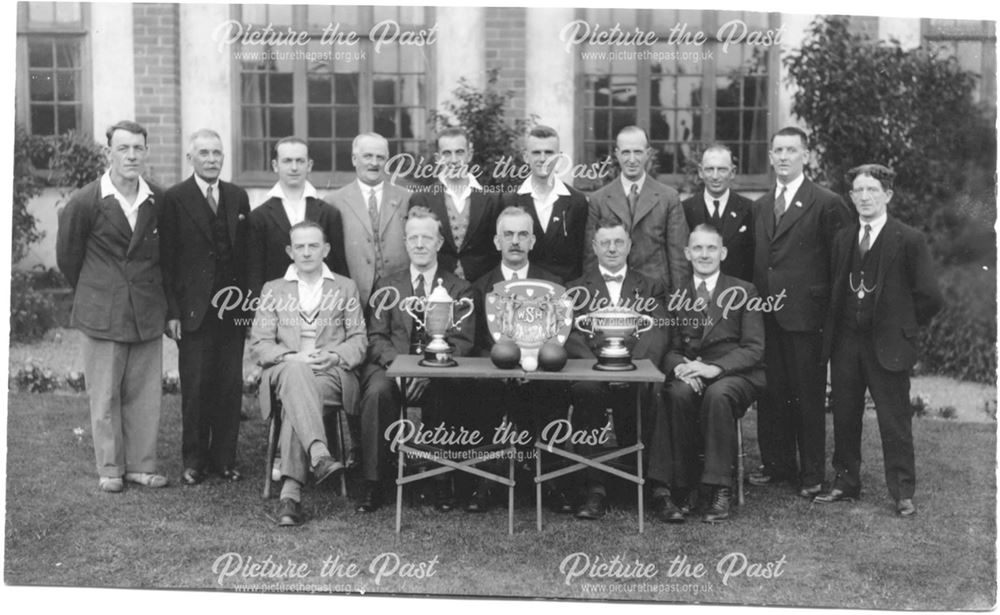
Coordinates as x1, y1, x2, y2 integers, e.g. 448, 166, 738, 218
328, 181, 411, 307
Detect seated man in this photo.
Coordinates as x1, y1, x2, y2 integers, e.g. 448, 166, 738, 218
251, 221, 367, 527
357, 206, 476, 513
471, 205, 571, 513
648, 224, 765, 523
565, 219, 668, 520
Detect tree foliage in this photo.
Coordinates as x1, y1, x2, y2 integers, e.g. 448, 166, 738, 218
430, 68, 535, 188
784, 16, 990, 238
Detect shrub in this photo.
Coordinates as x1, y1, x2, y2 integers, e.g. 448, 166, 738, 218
430, 68, 535, 189
918, 266, 996, 384
910, 395, 928, 418
13, 125, 45, 264
13, 361, 60, 393
9, 270, 58, 343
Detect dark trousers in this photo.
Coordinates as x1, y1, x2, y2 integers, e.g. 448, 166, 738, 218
758, 317, 827, 486
358, 364, 402, 483
570, 381, 658, 495
650, 377, 757, 489
830, 327, 914, 500
177, 316, 245, 471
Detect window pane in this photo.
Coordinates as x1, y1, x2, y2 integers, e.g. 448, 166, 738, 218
716, 110, 741, 142
373, 108, 398, 139
374, 45, 398, 73
610, 76, 637, 107
269, 73, 293, 104
373, 5, 397, 24
333, 72, 359, 104
28, 2, 55, 24
57, 104, 78, 133
373, 77, 396, 105
716, 76, 741, 108
307, 5, 333, 27
269, 5, 292, 27
56, 71, 76, 101
310, 140, 333, 172
678, 76, 702, 107
650, 109, 672, 140
398, 6, 425, 26
56, 41, 79, 68
308, 75, 332, 104
308, 108, 332, 137
335, 142, 352, 171
30, 72, 54, 101
55, 2, 81, 23
241, 5, 267, 26
611, 109, 636, 135
31, 105, 55, 135
651, 75, 675, 107
334, 108, 358, 138
242, 140, 270, 172
29, 41, 54, 68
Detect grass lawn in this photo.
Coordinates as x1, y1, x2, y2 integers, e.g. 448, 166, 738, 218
4, 390, 996, 608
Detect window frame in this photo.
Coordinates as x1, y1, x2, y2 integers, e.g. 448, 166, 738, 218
15, 3, 92, 139
230, 4, 436, 189
572, 9, 780, 192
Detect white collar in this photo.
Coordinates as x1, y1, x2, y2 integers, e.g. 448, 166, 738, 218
694, 270, 721, 294
266, 181, 317, 203
703, 189, 730, 209
859, 213, 888, 235
193, 174, 218, 198
516, 176, 571, 197
100, 171, 153, 206
357, 179, 384, 196
776, 173, 805, 202
598, 264, 628, 280
501, 263, 530, 280
283, 262, 336, 283
410, 264, 438, 289
438, 173, 483, 191
620, 174, 646, 196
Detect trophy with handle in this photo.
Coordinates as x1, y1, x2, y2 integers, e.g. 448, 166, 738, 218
404, 278, 474, 367
574, 306, 654, 371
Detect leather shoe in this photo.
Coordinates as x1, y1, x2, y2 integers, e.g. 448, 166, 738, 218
277, 498, 303, 527
547, 489, 575, 514
813, 487, 860, 504
652, 494, 685, 524
798, 483, 823, 499
181, 468, 205, 485
703, 486, 732, 523
99, 477, 123, 493
434, 481, 455, 512
356, 481, 380, 513
748, 470, 790, 486
124, 472, 168, 488
575, 492, 607, 520
896, 498, 916, 517
311, 456, 345, 485
218, 467, 242, 482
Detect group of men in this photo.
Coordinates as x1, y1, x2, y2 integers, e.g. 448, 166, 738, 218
56, 118, 941, 527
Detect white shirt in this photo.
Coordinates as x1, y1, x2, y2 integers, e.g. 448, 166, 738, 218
193, 174, 219, 202
693, 270, 721, 297
598, 264, 628, 306
358, 180, 384, 215
266, 181, 318, 226
501, 263, 529, 281
283, 262, 336, 314
517, 177, 571, 232
620, 174, 646, 201
410, 264, 438, 297
703, 189, 730, 219
439, 173, 482, 215
774, 173, 806, 215
858, 213, 888, 248
100, 171, 153, 230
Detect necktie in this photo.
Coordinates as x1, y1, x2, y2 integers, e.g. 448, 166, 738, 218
860, 224, 872, 258
602, 273, 624, 284
410, 273, 427, 352
696, 280, 711, 309
510, 272, 519, 281
414, 273, 426, 298
369, 189, 383, 280
711, 199, 722, 227
773, 186, 787, 223
206, 184, 218, 215
627, 183, 639, 216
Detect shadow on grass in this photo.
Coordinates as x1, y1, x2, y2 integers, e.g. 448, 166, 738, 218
4, 392, 996, 608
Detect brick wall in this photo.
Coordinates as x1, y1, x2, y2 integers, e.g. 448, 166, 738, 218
485, 7, 526, 123
133, 3, 182, 187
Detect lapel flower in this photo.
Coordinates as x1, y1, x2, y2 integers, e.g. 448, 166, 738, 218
794, 201, 802, 208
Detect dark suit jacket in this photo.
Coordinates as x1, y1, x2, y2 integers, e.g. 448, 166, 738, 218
56, 177, 167, 342
824, 216, 943, 372
366, 268, 476, 368
564, 267, 669, 367
247, 196, 349, 298
502, 186, 589, 284
665, 274, 766, 392
753, 178, 852, 332
682, 191, 755, 282
470, 262, 562, 355
586, 176, 691, 296
409, 184, 501, 283
160, 175, 251, 330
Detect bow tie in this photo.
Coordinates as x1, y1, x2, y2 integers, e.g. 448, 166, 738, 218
602, 273, 624, 284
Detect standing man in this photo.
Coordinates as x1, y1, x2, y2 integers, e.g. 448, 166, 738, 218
56, 120, 168, 493
586, 125, 690, 296
356, 207, 475, 513
682, 144, 755, 282
648, 225, 765, 524
565, 219, 669, 520
330, 132, 412, 306
161, 129, 251, 485
251, 221, 367, 527
750, 126, 851, 497
247, 137, 349, 299
502, 125, 588, 284
409, 127, 500, 283
815, 165, 942, 516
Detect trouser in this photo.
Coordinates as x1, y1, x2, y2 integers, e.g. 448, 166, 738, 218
82, 335, 163, 477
